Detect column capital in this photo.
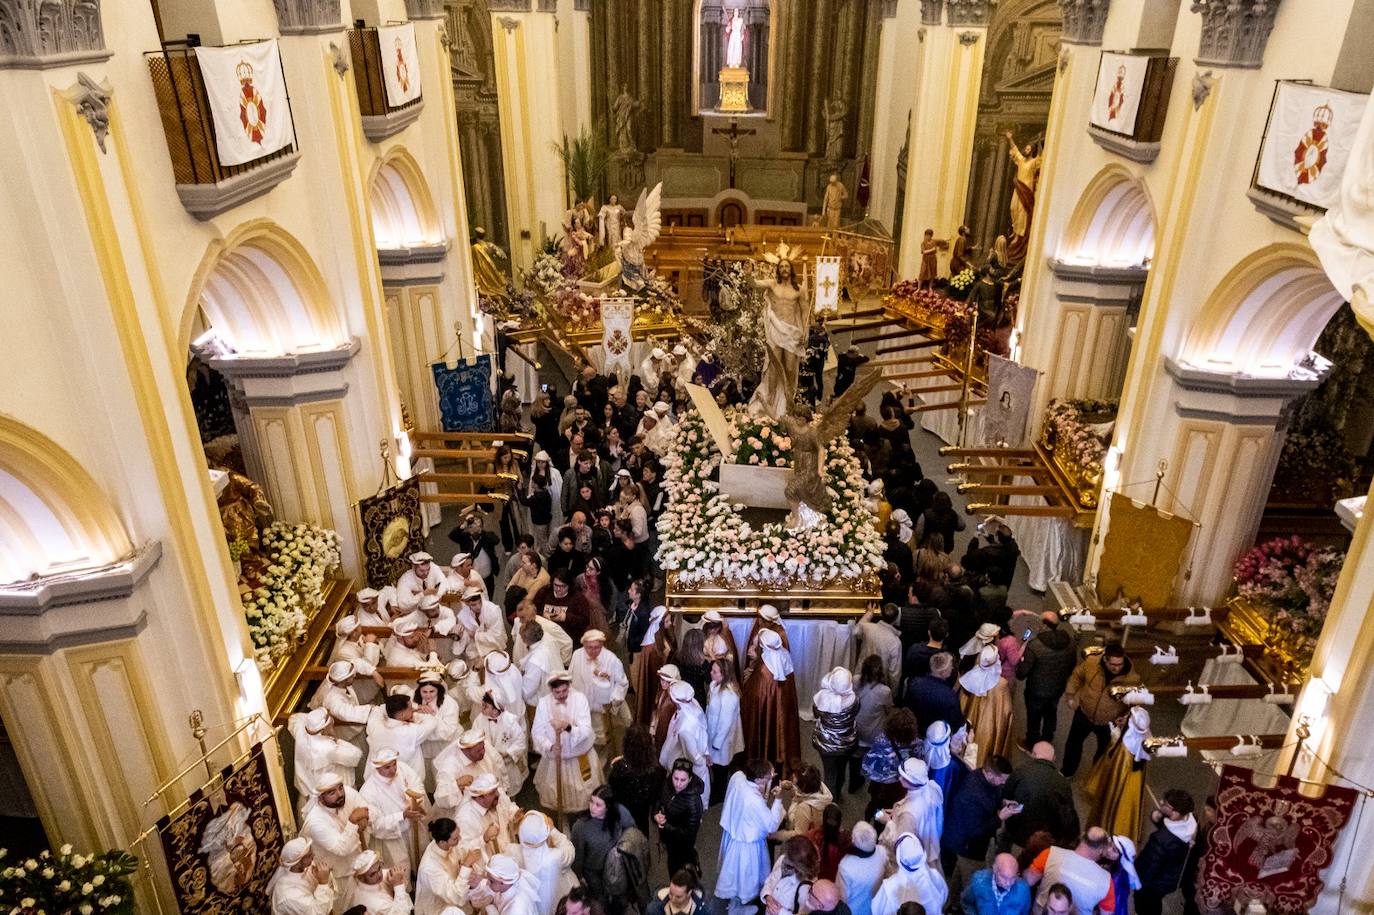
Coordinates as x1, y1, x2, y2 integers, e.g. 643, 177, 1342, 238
0, 0, 109, 69
272, 0, 343, 35
210, 340, 360, 407
920, 0, 943, 26
1058, 0, 1110, 46
1190, 0, 1282, 69
404, 0, 447, 20
946, 0, 996, 27
1164, 354, 1325, 425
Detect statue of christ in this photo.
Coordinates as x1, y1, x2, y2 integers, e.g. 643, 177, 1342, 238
724, 9, 746, 70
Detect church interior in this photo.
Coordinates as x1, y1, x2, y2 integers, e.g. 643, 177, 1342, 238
3, 0, 1374, 913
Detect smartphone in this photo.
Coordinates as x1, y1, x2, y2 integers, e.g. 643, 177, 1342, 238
540, 382, 551, 394
1022, 629, 1032, 641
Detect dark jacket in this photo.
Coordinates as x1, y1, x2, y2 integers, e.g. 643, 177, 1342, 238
1004, 758, 1079, 847
1137, 817, 1194, 893
898, 603, 941, 652
941, 767, 1006, 860
1066, 655, 1142, 725
902, 642, 943, 682
645, 887, 709, 915
901, 675, 966, 734
1016, 626, 1077, 698
654, 772, 705, 848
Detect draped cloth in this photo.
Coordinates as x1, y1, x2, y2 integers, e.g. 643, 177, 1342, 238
741, 665, 802, 769
1007, 180, 1035, 263
629, 642, 670, 726
959, 679, 1014, 769
727, 618, 850, 722
1080, 736, 1146, 841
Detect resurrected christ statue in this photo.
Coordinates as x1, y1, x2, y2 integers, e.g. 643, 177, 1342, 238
724, 9, 746, 69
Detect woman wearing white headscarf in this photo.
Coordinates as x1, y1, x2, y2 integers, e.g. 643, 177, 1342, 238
871, 833, 947, 915
508, 811, 577, 915
813, 666, 860, 797
1082, 705, 1152, 838
958, 644, 1013, 768
630, 604, 673, 726
889, 509, 915, 549
741, 628, 801, 768
469, 651, 525, 723
921, 720, 965, 799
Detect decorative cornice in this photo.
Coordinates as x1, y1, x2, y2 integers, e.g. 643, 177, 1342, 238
574, 0, 591, 10
1058, 0, 1109, 46
176, 151, 302, 220
488, 0, 532, 10
211, 340, 360, 407
1087, 124, 1161, 162
946, 0, 996, 27
361, 98, 425, 143
1165, 353, 1326, 425
536, 0, 556, 11
1191, 0, 1281, 69
378, 242, 452, 285
1245, 187, 1317, 235
957, 30, 981, 46
1048, 257, 1148, 294
881, 0, 898, 18
403, 0, 447, 19
272, 0, 343, 35
0, 541, 161, 614
0, 0, 109, 69
920, 0, 943, 26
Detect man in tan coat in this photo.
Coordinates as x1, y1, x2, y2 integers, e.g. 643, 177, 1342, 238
1061, 642, 1140, 777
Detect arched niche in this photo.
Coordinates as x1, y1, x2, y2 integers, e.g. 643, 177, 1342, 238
0, 416, 133, 585
692, 0, 777, 115
1057, 165, 1157, 269
180, 220, 346, 357
1179, 244, 1345, 376
368, 147, 445, 252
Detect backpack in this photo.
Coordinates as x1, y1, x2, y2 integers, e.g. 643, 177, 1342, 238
602, 824, 650, 906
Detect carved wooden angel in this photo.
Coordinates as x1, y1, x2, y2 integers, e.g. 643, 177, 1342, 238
616, 181, 662, 292
780, 366, 883, 528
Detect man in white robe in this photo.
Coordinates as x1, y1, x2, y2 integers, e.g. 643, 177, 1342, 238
331, 615, 383, 703
454, 773, 521, 860
367, 694, 440, 776
310, 660, 373, 750
511, 601, 573, 667
509, 812, 576, 915
458, 586, 509, 662
469, 690, 528, 796
298, 774, 370, 907
346, 850, 412, 915
716, 764, 786, 915
470, 651, 526, 722
359, 749, 431, 880
471, 854, 541, 915
446, 553, 487, 602
408, 595, 458, 662
415, 824, 484, 915
871, 833, 947, 915
433, 730, 505, 819
530, 673, 601, 812
396, 552, 447, 613
659, 679, 712, 798
386, 617, 434, 669
639, 347, 668, 386
878, 758, 944, 865
269, 837, 335, 915
288, 708, 363, 812
569, 629, 629, 754
519, 620, 567, 707
354, 587, 393, 627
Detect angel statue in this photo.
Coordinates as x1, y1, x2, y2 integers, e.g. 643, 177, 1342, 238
748, 242, 810, 419
616, 182, 663, 292
781, 366, 884, 529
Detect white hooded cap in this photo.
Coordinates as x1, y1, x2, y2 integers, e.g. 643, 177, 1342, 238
898, 757, 929, 788
304, 707, 331, 734
335, 615, 360, 637
486, 854, 520, 883
352, 850, 381, 875
519, 812, 550, 846
327, 660, 356, 683
280, 836, 312, 866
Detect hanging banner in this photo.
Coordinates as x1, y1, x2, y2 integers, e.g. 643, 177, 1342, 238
376, 23, 422, 107
1255, 81, 1368, 210
979, 354, 1038, 447
1090, 52, 1151, 136
1198, 764, 1358, 914
814, 256, 842, 313
432, 354, 494, 432
157, 742, 284, 912
1095, 492, 1194, 607
195, 40, 296, 166
600, 297, 636, 378
358, 475, 424, 588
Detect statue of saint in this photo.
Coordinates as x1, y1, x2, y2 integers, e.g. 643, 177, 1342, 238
824, 96, 848, 161
470, 226, 511, 297
598, 194, 626, 250
611, 86, 640, 153
724, 9, 747, 70
1005, 130, 1042, 253
822, 173, 847, 229
780, 367, 883, 528
748, 244, 810, 420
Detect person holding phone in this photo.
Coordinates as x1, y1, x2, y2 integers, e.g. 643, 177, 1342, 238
939, 755, 1014, 896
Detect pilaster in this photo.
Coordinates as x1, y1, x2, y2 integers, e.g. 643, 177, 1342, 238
867, 0, 923, 229
1035, 259, 1142, 407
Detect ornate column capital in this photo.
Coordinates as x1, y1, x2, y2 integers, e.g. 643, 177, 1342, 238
920, 0, 944, 27
404, 0, 447, 19
1191, 0, 1282, 69
1058, 0, 1109, 46
272, 0, 342, 35
881, 0, 899, 18
946, 0, 995, 27
0, 0, 108, 69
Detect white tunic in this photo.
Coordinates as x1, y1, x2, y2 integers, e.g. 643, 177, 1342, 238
270, 869, 336, 915
385, 639, 431, 669
298, 787, 367, 900
287, 714, 363, 804
716, 772, 785, 902
706, 683, 745, 764
836, 847, 891, 915
510, 828, 577, 915
871, 862, 947, 915
421, 697, 464, 786
468, 666, 526, 722
396, 567, 448, 612
414, 842, 477, 915
569, 648, 629, 713
458, 599, 509, 659
432, 745, 505, 820
481, 874, 542, 915
366, 708, 439, 777
407, 605, 458, 638
469, 710, 529, 796
530, 690, 602, 812
520, 639, 566, 706
347, 880, 413, 915
513, 615, 573, 666
879, 782, 944, 865
454, 792, 521, 859
310, 682, 372, 743
659, 701, 712, 798
359, 761, 430, 877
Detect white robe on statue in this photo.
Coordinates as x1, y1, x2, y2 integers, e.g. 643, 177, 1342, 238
469, 710, 529, 796
414, 842, 477, 915
359, 761, 430, 878
287, 714, 363, 805
530, 689, 601, 812
270, 869, 336, 915
347, 880, 413, 915
716, 771, 786, 904
510, 829, 577, 915
659, 700, 712, 798
570, 647, 629, 747
298, 787, 367, 903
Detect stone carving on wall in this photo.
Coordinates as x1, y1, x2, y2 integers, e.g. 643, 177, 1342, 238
68, 71, 109, 153
1058, 0, 1108, 45
947, 0, 997, 27
0, 0, 107, 67
447, 0, 510, 247
271, 0, 342, 35
328, 41, 349, 77
1191, 0, 1282, 69
1192, 69, 1215, 109
405, 0, 448, 18
486, 0, 531, 10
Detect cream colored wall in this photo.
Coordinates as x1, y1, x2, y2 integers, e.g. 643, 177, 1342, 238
866, 0, 923, 230
556, 0, 593, 140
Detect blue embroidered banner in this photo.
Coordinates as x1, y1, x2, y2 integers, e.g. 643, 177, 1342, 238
432, 355, 495, 432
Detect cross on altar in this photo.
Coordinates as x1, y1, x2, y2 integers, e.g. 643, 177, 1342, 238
710, 119, 757, 188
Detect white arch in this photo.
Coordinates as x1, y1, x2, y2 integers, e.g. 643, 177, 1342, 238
368, 151, 443, 251
1058, 167, 1157, 269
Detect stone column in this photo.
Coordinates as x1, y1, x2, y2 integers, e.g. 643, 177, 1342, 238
895, 0, 992, 278
866, 0, 922, 225
378, 249, 452, 433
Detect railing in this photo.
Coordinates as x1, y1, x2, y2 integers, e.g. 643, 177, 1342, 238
349, 26, 424, 119
145, 40, 299, 186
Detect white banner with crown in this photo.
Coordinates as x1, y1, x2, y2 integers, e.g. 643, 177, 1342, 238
377, 23, 423, 107
196, 40, 296, 166
1255, 81, 1367, 210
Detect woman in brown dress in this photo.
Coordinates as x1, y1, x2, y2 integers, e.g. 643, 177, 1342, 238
629, 606, 674, 726
741, 629, 801, 771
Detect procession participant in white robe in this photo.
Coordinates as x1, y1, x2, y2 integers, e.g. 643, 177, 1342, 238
472, 854, 541, 915
716, 762, 786, 915
433, 729, 506, 819
512, 600, 573, 666
458, 586, 509, 661
455, 773, 522, 860
877, 758, 944, 866
288, 708, 363, 811
310, 660, 373, 750
397, 552, 447, 613
445, 659, 480, 725
359, 749, 431, 879
269, 837, 336, 915
386, 617, 433, 669
643, 403, 677, 454
509, 811, 576, 915
408, 595, 458, 662
470, 651, 526, 723
355, 588, 393, 627
415, 670, 463, 788
331, 615, 383, 703
367, 694, 440, 776
346, 850, 412, 915
446, 553, 487, 603
469, 689, 529, 796
519, 620, 567, 707
415, 819, 484, 915
570, 629, 629, 753
659, 679, 712, 799
639, 347, 668, 385
836, 823, 889, 915
531, 672, 602, 812
673, 344, 695, 386
299, 774, 370, 906
871, 833, 947, 915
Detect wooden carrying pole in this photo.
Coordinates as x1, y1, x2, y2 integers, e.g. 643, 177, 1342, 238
876, 338, 942, 356
911, 398, 986, 413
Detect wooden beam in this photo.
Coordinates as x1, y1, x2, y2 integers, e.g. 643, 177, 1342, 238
412, 430, 533, 444
831, 317, 900, 334
902, 383, 966, 401
867, 356, 936, 368
910, 398, 986, 413
419, 493, 510, 505
875, 338, 941, 356
853, 327, 920, 345
417, 471, 519, 487
948, 462, 1046, 475
965, 503, 1075, 518
939, 447, 1039, 458
1109, 682, 1283, 700
884, 368, 958, 381
956, 483, 1061, 497
410, 447, 499, 461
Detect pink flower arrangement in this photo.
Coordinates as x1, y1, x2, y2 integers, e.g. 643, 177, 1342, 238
1043, 399, 1118, 478
1233, 536, 1345, 643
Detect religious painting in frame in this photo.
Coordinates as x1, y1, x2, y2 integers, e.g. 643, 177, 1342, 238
358, 475, 424, 589
156, 742, 284, 914
1254, 80, 1367, 211
1090, 51, 1151, 136
432, 354, 495, 432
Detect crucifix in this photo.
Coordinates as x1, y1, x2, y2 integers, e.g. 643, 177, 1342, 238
819, 273, 837, 300
710, 118, 756, 188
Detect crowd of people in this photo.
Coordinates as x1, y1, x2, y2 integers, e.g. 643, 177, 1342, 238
273, 352, 1210, 915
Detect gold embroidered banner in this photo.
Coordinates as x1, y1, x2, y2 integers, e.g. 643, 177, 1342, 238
156, 742, 283, 914
358, 475, 424, 589
1095, 492, 1194, 607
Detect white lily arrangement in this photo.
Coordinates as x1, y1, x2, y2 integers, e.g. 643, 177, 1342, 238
241, 521, 342, 671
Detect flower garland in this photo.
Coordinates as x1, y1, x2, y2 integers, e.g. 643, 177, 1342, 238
1234, 536, 1345, 650
702, 259, 766, 382
1043, 398, 1118, 478
0, 845, 137, 915
241, 521, 342, 671
656, 410, 885, 589
729, 412, 793, 467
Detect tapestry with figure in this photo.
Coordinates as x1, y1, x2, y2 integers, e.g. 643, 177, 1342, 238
979, 354, 1038, 447
358, 475, 424, 588
432, 355, 494, 432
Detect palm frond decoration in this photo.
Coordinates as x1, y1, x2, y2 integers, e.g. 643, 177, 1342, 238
554, 126, 610, 206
